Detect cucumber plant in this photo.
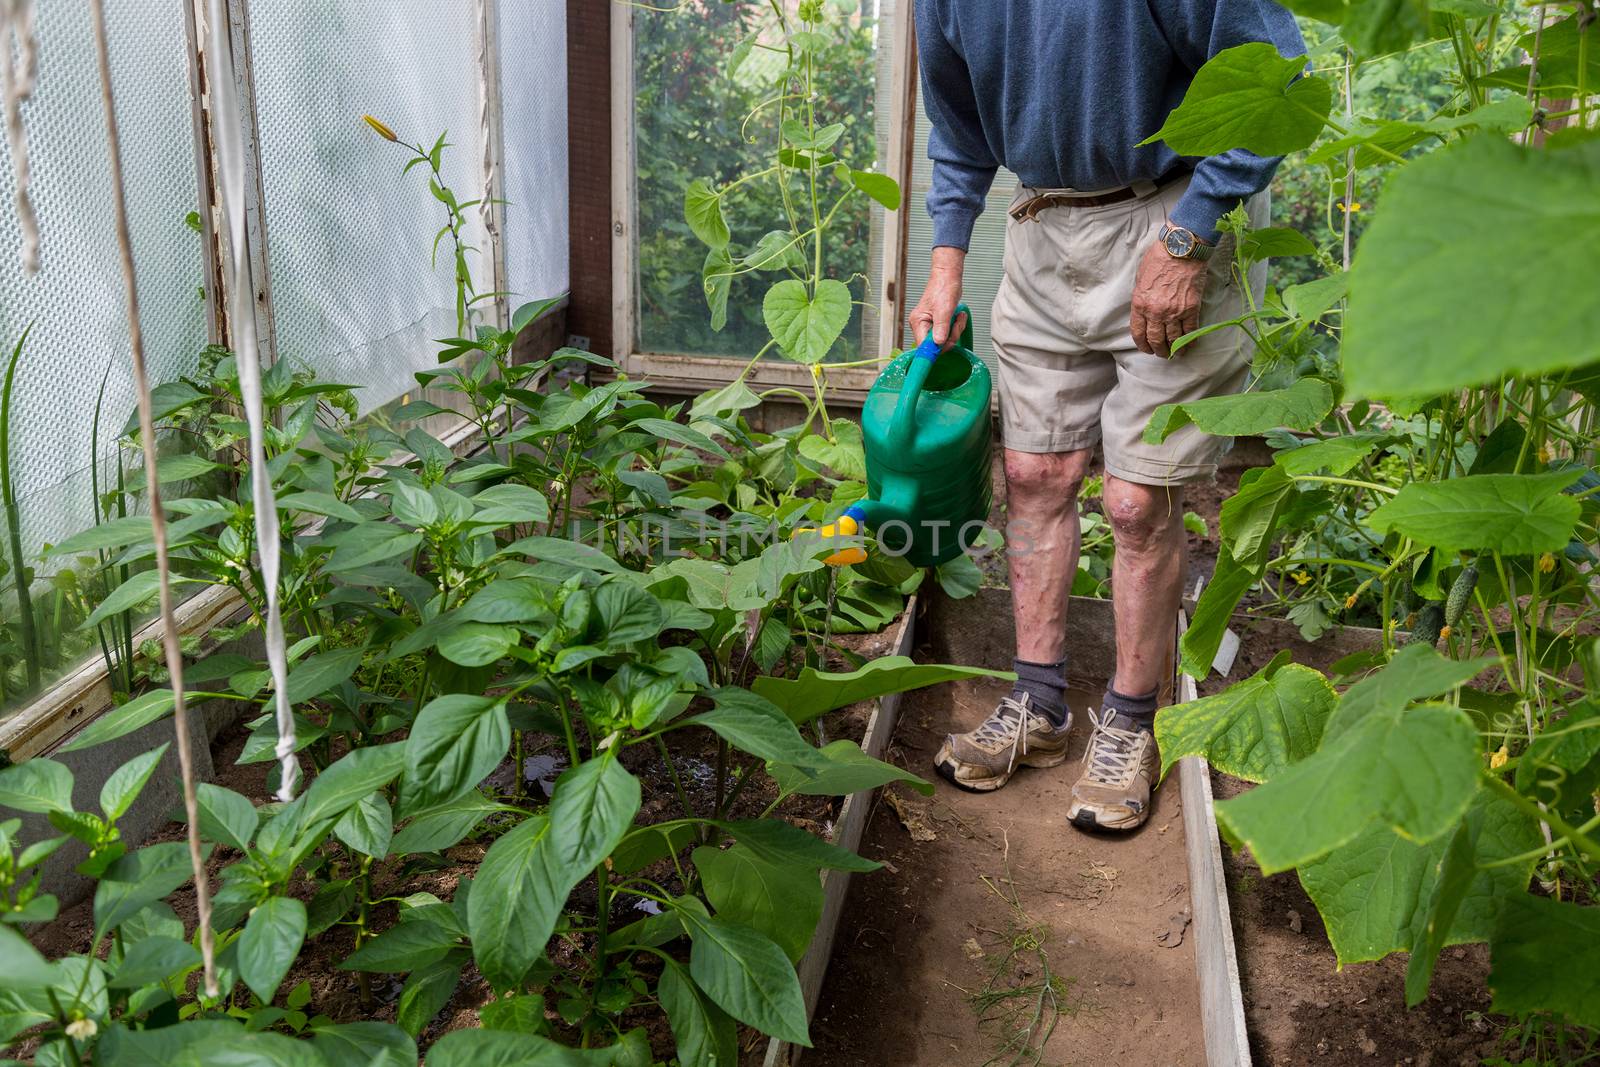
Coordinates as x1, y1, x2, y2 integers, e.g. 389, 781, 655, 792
682, 0, 900, 443
1135, 1, 1600, 1046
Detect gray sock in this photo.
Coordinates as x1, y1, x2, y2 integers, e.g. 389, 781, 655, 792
1103, 687, 1159, 734
1013, 658, 1069, 729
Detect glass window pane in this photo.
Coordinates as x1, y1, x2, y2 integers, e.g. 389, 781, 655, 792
632, 1, 885, 363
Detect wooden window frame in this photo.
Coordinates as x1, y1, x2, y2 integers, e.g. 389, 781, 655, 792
593, 0, 920, 404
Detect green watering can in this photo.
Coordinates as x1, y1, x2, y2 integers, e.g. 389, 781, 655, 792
807, 306, 993, 568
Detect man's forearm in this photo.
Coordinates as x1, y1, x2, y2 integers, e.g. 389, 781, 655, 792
931, 246, 966, 277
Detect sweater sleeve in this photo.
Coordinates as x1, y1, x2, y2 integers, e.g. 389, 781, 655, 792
1151, 0, 1307, 242
915, 4, 999, 251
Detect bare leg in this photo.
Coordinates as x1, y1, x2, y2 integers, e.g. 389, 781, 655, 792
1005, 448, 1092, 662
932, 448, 1095, 793
1103, 475, 1186, 697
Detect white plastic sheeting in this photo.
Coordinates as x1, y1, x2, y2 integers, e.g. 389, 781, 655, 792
0, 0, 205, 556
904, 86, 1019, 377
0, 0, 568, 560
248, 0, 568, 414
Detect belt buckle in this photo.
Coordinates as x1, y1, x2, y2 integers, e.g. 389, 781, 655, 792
1009, 194, 1054, 223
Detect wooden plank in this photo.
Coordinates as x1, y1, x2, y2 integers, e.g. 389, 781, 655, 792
1176, 612, 1253, 1067
180, 0, 227, 347
565, 0, 612, 356
884, 0, 919, 357
617, 351, 878, 405
222, 0, 279, 366
0, 584, 251, 763
925, 586, 1118, 681
875, 0, 918, 359
764, 593, 920, 1067
609, 4, 635, 367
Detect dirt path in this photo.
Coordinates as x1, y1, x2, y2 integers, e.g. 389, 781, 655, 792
808, 672, 1205, 1066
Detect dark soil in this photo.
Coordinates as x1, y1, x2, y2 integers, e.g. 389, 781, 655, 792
26, 624, 904, 1061
1212, 772, 1502, 1067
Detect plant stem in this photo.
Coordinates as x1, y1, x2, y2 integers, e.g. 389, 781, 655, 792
513, 729, 525, 800
1482, 773, 1600, 864
592, 859, 612, 1011
1, 326, 40, 692
654, 734, 696, 820
557, 691, 582, 767
1288, 474, 1399, 495
355, 855, 374, 1008
713, 737, 728, 809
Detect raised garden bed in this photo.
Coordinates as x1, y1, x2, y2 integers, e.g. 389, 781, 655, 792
800, 588, 1243, 1067
1195, 617, 1512, 1065
20, 602, 929, 1063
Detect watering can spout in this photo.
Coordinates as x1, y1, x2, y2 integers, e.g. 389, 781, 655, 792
793, 501, 893, 567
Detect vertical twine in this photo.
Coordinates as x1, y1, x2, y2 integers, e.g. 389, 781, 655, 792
203, 0, 297, 804
475, 0, 501, 327
86, 0, 217, 996
1341, 48, 1354, 273
0, 0, 39, 274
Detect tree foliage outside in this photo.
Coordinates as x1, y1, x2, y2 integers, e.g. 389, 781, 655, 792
634, 0, 877, 362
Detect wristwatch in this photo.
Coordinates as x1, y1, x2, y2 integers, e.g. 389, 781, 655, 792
1159, 222, 1214, 261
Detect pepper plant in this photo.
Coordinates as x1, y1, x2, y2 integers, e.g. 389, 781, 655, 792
0, 323, 1004, 1063
0, 12, 1007, 1061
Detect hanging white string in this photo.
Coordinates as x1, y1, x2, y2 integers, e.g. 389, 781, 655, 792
0, 0, 40, 274
87, 0, 217, 996
474, 0, 501, 327
204, 0, 297, 804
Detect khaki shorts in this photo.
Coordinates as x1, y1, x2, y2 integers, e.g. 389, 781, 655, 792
991, 175, 1268, 485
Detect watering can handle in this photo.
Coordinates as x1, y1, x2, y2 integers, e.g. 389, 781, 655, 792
890, 305, 971, 453
910, 304, 974, 363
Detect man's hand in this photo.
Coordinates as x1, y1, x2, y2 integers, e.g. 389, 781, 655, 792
1129, 233, 1210, 357
909, 246, 968, 350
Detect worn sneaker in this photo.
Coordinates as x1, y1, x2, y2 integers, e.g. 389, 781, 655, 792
1066, 707, 1159, 832
933, 692, 1070, 793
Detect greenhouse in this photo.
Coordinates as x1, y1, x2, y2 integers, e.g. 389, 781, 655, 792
0, 0, 1596, 1064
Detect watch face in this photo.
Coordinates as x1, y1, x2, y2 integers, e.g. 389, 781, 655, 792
1164, 227, 1195, 258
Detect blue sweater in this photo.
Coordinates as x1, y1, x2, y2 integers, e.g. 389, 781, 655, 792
916, 0, 1305, 247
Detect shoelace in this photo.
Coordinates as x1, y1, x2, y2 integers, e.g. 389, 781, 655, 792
1081, 707, 1144, 787
969, 694, 1045, 762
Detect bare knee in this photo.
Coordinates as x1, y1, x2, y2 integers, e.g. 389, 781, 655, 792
1004, 449, 1090, 506
1104, 479, 1182, 554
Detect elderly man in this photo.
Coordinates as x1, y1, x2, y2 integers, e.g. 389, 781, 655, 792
913, 1, 1303, 830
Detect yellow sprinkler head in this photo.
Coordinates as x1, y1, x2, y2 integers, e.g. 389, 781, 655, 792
791, 504, 868, 567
